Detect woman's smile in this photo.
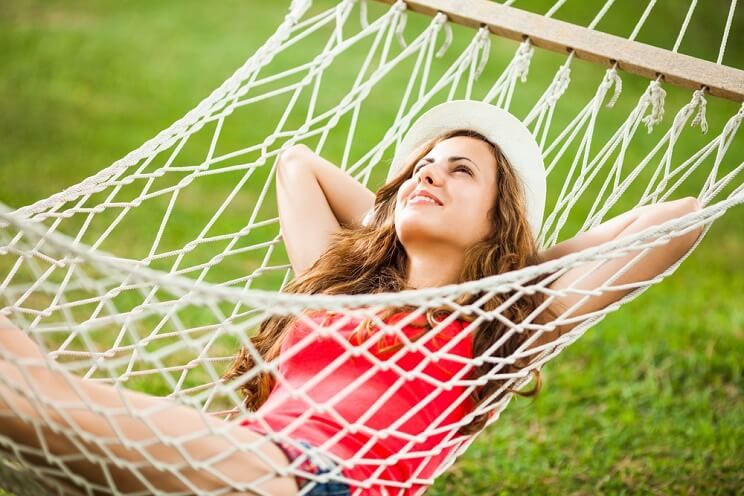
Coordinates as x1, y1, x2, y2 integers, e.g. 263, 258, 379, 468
408, 196, 442, 206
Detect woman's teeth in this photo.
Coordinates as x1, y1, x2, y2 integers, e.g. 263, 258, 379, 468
410, 196, 439, 205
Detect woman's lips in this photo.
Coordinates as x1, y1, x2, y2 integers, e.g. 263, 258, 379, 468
408, 196, 441, 206
408, 189, 443, 205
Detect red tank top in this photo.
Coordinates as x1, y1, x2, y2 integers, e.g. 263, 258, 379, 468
241, 309, 477, 496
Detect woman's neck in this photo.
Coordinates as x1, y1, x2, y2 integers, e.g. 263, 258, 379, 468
404, 247, 463, 290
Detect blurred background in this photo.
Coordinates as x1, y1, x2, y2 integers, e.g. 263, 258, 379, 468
0, 0, 742, 494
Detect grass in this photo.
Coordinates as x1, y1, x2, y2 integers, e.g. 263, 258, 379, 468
0, 0, 742, 494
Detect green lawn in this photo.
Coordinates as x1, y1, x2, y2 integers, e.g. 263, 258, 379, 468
0, 1, 742, 495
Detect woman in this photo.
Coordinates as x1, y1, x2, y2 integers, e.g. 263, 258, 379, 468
0, 101, 703, 496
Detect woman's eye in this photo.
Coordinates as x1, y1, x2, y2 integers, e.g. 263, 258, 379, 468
413, 162, 472, 175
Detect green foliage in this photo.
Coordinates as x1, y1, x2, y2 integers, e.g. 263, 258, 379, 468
0, 1, 741, 494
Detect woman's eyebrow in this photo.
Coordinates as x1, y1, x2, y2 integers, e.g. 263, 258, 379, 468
421, 156, 480, 170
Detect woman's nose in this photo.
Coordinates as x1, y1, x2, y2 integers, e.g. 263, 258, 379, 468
418, 163, 443, 185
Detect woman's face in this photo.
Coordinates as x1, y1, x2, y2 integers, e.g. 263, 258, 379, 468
394, 136, 498, 251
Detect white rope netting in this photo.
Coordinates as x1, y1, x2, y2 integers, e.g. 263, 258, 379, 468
0, 0, 741, 495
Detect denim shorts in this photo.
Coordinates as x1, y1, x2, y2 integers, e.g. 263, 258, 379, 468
273, 438, 351, 496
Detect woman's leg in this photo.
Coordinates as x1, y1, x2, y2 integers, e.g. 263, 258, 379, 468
0, 315, 298, 495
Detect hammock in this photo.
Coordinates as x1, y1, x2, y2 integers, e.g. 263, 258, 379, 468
0, 0, 741, 494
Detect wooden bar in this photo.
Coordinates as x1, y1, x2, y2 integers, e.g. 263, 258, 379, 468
374, 0, 744, 102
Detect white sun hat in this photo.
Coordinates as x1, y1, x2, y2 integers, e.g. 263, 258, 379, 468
364, 100, 547, 239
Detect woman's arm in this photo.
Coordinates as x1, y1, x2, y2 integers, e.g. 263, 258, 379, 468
0, 315, 297, 494
540, 202, 656, 262
276, 144, 375, 276
533, 197, 704, 345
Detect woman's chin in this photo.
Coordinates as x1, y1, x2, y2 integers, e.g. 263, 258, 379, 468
396, 220, 449, 244
397, 208, 442, 223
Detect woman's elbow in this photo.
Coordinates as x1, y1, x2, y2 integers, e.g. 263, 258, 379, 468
681, 196, 702, 212
277, 144, 312, 169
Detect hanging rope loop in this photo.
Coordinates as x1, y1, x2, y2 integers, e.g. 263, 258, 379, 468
605, 67, 623, 108
434, 12, 454, 58
690, 88, 709, 134
474, 27, 492, 78
513, 39, 534, 83
394, 1, 409, 48
642, 79, 667, 132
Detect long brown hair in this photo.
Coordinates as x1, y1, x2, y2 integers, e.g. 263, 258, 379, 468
223, 129, 561, 435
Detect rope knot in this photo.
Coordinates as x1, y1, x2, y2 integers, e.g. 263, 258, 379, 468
473, 27, 492, 78
603, 68, 622, 108
513, 40, 534, 83
690, 88, 709, 134
641, 79, 666, 132
545, 64, 571, 107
